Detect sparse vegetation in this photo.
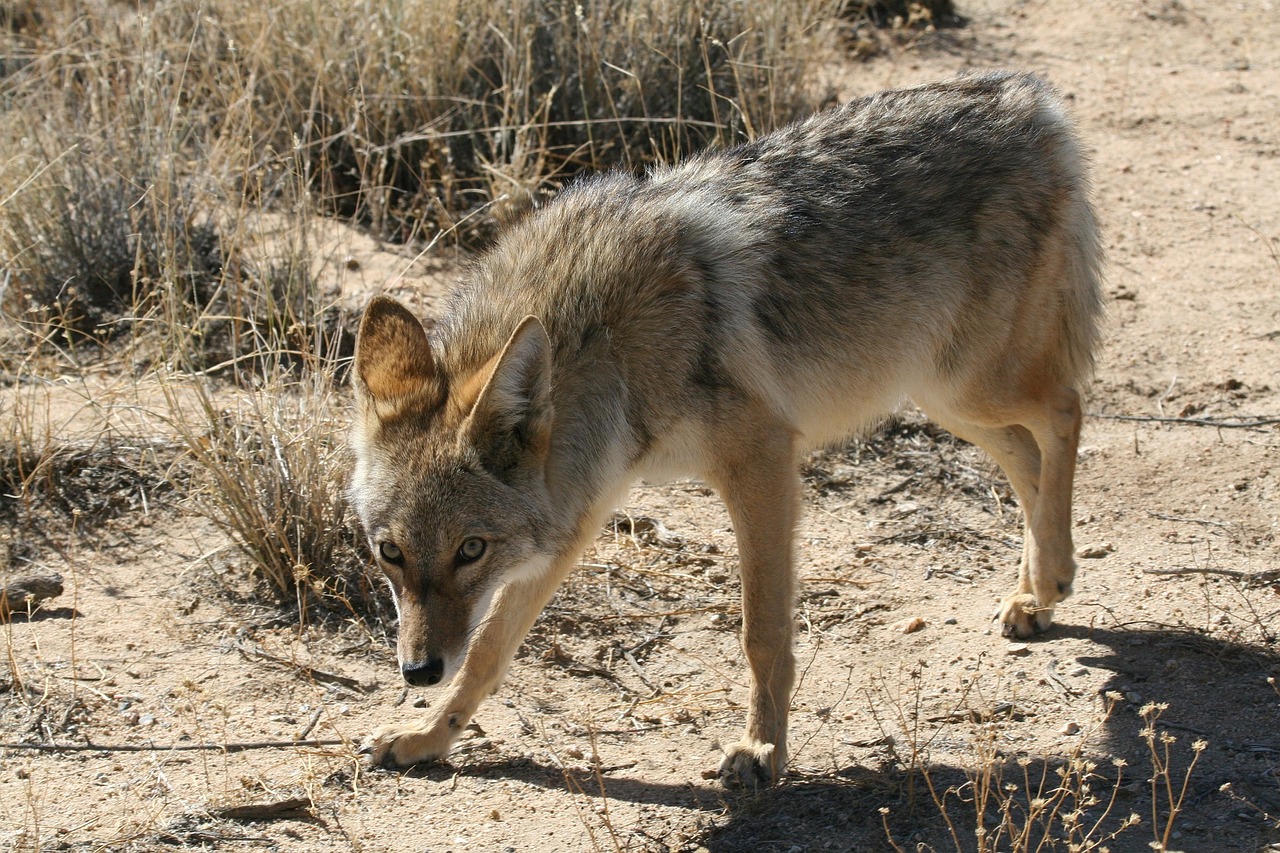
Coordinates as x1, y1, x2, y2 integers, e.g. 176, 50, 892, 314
2, 1, 1278, 851
1, 0, 832, 347
1, 0, 836, 621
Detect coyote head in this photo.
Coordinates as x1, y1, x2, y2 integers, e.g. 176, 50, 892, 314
349, 296, 557, 688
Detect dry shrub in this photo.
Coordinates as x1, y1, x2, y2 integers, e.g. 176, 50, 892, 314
1, 0, 834, 279
165, 365, 371, 620
840, 0, 958, 27
0, 0, 834, 617
197, 0, 834, 243
837, 0, 964, 59
0, 135, 221, 344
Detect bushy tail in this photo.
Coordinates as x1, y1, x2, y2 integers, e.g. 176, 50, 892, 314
1060, 186, 1106, 391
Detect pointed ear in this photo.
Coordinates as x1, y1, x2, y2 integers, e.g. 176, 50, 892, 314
353, 296, 440, 419
465, 316, 554, 471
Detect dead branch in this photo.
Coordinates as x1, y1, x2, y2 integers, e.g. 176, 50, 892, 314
0, 738, 345, 754
1093, 414, 1280, 429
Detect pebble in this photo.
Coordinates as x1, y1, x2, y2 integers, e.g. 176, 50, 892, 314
1078, 542, 1115, 559
893, 616, 926, 634
1060, 721, 1081, 735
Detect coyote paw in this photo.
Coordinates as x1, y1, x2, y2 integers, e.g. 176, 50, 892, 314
995, 593, 1054, 639
719, 740, 783, 789
359, 720, 459, 769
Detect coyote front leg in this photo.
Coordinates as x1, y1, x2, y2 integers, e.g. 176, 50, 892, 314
363, 561, 572, 767
709, 423, 799, 788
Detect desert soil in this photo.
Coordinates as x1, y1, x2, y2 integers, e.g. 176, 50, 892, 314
2, 0, 1278, 851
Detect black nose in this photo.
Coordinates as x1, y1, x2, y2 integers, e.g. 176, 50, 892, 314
401, 657, 444, 686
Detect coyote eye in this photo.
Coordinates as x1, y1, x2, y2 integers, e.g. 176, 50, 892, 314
379, 542, 404, 565
457, 537, 486, 564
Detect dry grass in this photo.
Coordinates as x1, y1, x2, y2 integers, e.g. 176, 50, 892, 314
1, 0, 833, 302
872, 677, 1209, 852
1, 0, 837, 623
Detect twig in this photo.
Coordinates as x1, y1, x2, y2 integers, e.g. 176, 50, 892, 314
212, 798, 314, 821
926, 701, 1019, 724
1148, 512, 1232, 530
0, 738, 345, 754
1092, 414, 1280, 429
1153, 720, 1211, 737
621, 649, 661, 696
295, 706, 324, 741
1044, 658, 1078, 699
234, 640, 367, 693
1143, 566, 1259, 580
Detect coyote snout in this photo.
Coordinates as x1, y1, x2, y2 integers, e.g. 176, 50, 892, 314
349, 71, 1103, 787
400, 657, 444, 687
393, 591, 462, 687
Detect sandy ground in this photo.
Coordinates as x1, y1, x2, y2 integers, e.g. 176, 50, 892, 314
2, 1, 1278, 851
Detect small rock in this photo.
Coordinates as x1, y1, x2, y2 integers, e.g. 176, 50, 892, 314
1060, 721, 1081, 735
565, 746, 585, 760
1005, 643, 1030, 656
893, 616, 926, 634
943, 617, 958, 625
1078, 542, 1115, 559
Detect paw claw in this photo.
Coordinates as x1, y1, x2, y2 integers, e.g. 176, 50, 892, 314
359, 723, 455, 769
719, 740, 782, 789
995, 592, 1054, 639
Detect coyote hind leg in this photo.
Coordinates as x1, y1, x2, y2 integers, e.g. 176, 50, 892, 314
926, 385, 1082, 638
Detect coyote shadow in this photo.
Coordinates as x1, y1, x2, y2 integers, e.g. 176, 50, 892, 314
695, 623, 1280, 852
420, 622, 1280, 852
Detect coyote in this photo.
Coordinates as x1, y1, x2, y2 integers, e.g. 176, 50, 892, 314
349, 71, 1103, 787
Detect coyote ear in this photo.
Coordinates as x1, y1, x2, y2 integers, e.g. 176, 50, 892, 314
466, 316, 553, 470
354, 296, 439, 418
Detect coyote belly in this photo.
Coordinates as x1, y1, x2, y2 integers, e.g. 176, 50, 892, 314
348, 71, 1103, 787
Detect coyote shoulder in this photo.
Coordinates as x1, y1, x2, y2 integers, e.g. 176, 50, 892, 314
349, 71, 1103, 787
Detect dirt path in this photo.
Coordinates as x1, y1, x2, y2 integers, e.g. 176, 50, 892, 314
2, 1, 1278, 851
